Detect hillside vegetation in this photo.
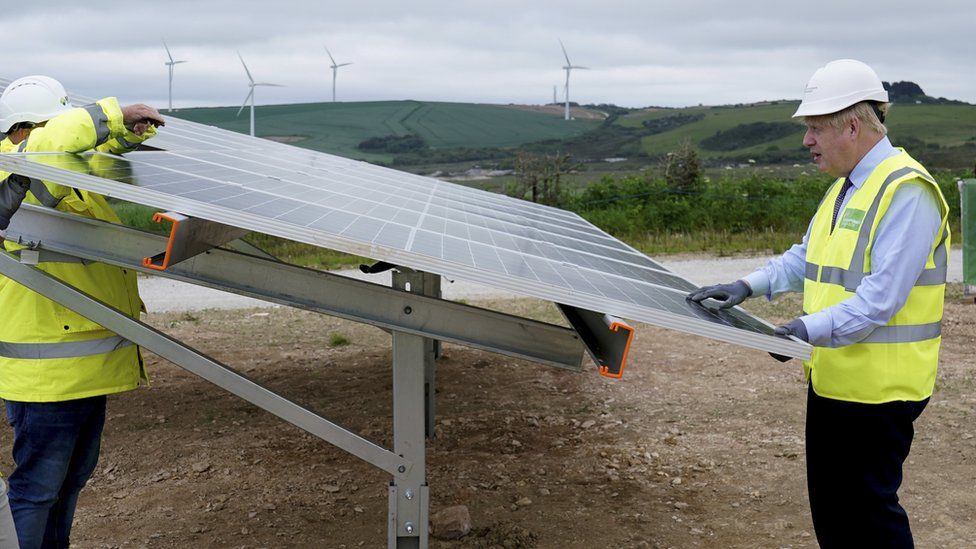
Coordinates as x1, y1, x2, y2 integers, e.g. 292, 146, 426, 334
173, 101, 600, 163
172, 95, 976, 170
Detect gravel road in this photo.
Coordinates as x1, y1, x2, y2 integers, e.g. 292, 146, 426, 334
138, 251, 966, 313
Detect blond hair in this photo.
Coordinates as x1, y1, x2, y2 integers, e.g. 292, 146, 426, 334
806, 101, 889, 135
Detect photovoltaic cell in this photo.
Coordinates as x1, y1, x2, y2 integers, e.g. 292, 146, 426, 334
0, 79, 810, 359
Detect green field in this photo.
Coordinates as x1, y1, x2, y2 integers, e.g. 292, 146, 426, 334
173, 101, 600, 162
617, 101, 976, 164
170, 98, 976, 171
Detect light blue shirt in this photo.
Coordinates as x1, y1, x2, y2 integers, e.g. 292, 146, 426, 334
743, 136, 943, 347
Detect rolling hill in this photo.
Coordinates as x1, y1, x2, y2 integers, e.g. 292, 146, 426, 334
172, 101, 601, 162
170, 99, 976, 171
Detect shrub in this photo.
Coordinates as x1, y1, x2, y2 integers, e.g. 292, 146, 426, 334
700, 122, 804, 151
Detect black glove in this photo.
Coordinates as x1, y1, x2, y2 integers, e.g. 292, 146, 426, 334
687, 280, 752, 309
0, 174, 31, 231
773, 318, 809, 342
769, 319, 808, 362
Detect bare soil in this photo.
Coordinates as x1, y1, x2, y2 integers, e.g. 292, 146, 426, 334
2, 289, 973, 548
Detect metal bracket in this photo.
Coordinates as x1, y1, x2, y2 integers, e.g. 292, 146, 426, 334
558, 304, 635, 379
5, 204, 584, 370
143, 211, 250, 270
0, 251, 411, 478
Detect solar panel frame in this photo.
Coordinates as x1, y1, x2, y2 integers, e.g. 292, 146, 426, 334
0, 77, 809, 359
0, 149, 810, 359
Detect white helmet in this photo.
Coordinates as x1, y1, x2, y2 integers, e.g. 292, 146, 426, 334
0, 75, 74, 135
792, 59, 888, 118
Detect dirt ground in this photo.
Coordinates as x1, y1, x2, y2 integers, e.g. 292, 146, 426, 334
1, 287, 973, 548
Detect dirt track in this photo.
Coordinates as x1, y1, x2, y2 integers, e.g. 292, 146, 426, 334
1, 288, 973, 548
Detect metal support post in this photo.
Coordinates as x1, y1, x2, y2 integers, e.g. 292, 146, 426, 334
389, 270, 431, 549
421, 272, 441, 438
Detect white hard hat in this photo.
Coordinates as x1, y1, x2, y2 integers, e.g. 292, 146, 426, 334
792, 59, 888, 118
0, 75, 74, 135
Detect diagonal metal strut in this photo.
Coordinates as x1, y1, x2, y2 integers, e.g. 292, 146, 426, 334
0, 251, 411, 478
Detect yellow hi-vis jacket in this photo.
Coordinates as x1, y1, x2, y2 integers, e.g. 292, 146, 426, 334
0, 97, 157, 402
803, 150, 950, 404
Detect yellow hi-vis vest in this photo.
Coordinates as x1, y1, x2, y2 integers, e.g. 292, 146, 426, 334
0, 98, 154, 402
803, 151, 950, 404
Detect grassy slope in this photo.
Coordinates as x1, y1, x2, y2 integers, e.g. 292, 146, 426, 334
172, 101, 600, 161
618, 101, 976, 161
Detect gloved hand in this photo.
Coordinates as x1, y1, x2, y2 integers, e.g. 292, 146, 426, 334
687, 280, 752, 309
773, 318, 809, 342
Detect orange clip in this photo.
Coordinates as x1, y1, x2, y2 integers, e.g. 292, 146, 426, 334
598, 319, 635, 379
143, 211, 181, 271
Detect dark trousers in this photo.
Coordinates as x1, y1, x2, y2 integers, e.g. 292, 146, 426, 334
806, 384, 927, 549
4, 396, 106, 549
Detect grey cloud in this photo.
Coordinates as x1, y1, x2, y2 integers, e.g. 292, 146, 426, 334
2, 1, 973, 108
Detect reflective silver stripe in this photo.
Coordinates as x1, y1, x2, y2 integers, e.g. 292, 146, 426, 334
859, 322, 942, 344
809, 166, 946, 291
15, 137, 64, 208
820, 265, 861, 291
848, 167, 932, 276
804, 261, 818, 281
114, 135, 137, 150
28, 177, 62, 208
83, 103, 110, 146
914, 232, 949, 286
0, 335, 133, 359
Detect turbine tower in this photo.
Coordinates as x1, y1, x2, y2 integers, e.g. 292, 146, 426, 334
324, 45, 352, 103
558, 39, 588, 121
163, 40, 187, 112
553, 85, 557, 105
236, 52, 284, 137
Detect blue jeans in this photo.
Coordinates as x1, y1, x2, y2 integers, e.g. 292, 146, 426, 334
4, 396, 106, 549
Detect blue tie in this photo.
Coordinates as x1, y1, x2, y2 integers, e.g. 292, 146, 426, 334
831, 177, 853, 233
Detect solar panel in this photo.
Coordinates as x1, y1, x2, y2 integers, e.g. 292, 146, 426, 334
0, 77, 809, 359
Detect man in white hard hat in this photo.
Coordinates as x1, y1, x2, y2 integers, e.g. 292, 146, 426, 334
0, 75, 164, 549
689, 59, 949, 547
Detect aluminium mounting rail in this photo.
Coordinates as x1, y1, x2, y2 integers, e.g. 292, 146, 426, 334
3, 203, 614, 547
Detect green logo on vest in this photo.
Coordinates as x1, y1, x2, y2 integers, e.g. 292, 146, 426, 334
838, 208, 866, 231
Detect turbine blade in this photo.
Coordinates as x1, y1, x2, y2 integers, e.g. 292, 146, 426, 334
238, 51, 254, 83
558, 39, 571, 65
337, 62, 353, 67
163, 39, 174, 62
253, 83, 285, 87
174, 60, 188, 65
574, 66, 590, 70
237, 89, 254, 116
324, 46, 337, 65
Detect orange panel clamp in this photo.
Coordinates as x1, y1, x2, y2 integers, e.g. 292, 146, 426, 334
143, 211, 186, 271
599, 317, 634, 379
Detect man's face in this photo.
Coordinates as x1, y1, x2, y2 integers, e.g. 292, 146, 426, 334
802, 119, 856, 178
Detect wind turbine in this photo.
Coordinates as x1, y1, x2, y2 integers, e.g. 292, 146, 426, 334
163, 40, 187, 112
324, 45, 352, 102
236, 52, 284, 137
558, 39, 588, 120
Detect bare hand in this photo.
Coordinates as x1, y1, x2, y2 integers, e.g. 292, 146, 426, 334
121, 104, 165, 135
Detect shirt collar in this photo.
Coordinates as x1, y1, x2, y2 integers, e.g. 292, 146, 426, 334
848, 135, 898, 188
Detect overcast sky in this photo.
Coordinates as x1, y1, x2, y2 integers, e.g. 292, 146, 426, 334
2, 1, 973, 110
